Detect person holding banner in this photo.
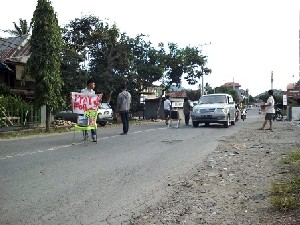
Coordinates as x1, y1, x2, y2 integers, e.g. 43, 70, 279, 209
81, 79, 97, 141
117, 84, 132, 135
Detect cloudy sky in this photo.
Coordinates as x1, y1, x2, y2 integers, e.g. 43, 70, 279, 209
1, 0, 300, 96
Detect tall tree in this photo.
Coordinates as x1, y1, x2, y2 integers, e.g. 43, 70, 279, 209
182, 46, 211, 86
62, 15, 130, 102
6, 18, 31, 36
24, 0, 64, 132
129, 35, 165, 92
161, 43, 184, 90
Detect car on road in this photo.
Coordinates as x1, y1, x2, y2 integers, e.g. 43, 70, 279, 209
191, 93, 236, 128
54, 102, 114, 126
97, 102, 114, 126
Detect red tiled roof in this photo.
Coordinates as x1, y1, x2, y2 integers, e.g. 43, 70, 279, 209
222, 82, 241, 88
168, 91, 187, 98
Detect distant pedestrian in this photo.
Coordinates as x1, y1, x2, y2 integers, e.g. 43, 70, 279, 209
258, 89, 275, 131
164, 95, 171, 125
183, 97, 192, 125
117, 84, 131, 135
80, 78, 97, 142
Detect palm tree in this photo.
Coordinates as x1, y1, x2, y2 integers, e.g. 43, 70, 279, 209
6, 18, 31, 36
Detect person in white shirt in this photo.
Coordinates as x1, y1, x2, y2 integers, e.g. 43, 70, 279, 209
163, 95, 171, 125
80, 79, 97, 141
259, 89, 275, 131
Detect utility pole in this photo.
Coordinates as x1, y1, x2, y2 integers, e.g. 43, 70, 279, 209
271, 71, 274, 90
199, 42, 211, 96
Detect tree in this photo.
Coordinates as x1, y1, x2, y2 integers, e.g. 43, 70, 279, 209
24, 0, 64, 132
161, 43, 184, 89
182, 46, 211, 86
186, 90, 200, 101
6, 18, 31, 36
215, 86, 239, 102
205, 82, 214, 94
62, 15, 131, 103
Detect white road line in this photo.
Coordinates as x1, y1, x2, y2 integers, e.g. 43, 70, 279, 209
0, 126, 168, 160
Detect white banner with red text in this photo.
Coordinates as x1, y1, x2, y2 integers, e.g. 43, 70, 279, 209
71, 92, 102, 114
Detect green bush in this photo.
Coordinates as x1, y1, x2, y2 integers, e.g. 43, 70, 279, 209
0, 95, 31, 127
0, 83, 10, 96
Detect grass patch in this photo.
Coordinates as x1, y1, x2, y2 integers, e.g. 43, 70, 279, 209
0, 126, 73, 139
271, 149, 300, 211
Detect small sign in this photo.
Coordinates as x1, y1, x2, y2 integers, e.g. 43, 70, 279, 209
283, 95, 287, 106
172, 101, 183, 108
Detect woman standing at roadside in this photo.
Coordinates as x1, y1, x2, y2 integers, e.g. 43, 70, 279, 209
183, 97, 192, 126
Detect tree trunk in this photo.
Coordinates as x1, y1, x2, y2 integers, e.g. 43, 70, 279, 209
156, 96, 163, 120
45, 105, 51, 132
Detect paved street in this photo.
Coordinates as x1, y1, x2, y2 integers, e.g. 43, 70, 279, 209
0, 111, 258, 225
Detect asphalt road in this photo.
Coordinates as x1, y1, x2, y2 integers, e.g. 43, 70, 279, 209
0, 109, 258, 225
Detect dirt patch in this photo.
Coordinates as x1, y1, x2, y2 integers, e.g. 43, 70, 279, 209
130, 121, 300, 225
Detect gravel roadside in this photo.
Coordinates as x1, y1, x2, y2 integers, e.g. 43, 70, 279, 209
130, 119, 300, 225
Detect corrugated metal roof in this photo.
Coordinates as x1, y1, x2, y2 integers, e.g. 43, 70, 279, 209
0, 35, 31, 63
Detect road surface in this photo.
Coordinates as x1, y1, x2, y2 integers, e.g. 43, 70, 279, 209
0, 109, 258, 224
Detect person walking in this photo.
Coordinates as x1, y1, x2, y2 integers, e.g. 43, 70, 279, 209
117, 84, 131, 135
183, 97, 192, 125
80, 78, 97, 142
259, 89, 275, 131
164, 95, 171, 125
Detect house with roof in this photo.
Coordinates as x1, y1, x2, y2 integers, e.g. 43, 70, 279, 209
282, 82, 300, 104
0, 35, 34, 99
221, 81, 244, 102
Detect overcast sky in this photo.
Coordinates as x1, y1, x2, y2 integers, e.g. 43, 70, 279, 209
1, 0, 300, 96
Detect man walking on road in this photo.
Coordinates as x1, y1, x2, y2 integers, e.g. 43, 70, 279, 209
164, 95, 171, 125
259, 89, 275, 131
117, 84, 131, 135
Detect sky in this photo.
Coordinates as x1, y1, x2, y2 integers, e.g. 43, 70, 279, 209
1, 0, 300, 96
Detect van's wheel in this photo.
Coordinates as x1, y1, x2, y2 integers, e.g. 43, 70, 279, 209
223, 115, 230, 128
205, 123, 210, 126
192, 121, 199, 127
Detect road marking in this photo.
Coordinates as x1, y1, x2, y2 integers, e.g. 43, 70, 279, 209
0, 143, 81, 161
0, 126, 169, 161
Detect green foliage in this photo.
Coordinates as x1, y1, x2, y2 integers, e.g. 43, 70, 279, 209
161, 43, 184, 89
0, 83, 10, 96
259, 92, 282, 104
0, 95, 31, 127
248, 95, 255, 103
271, 150, 300, 210
182, 46, 211, 85
286, 150, 300, 167
6, 18, 31, 36
186, 90, 200, 101
129, 35, 165, 91
205, 83, 214, 94
25, 0, 65, 113
214, 86, 239, 102
62, 15, 130, 102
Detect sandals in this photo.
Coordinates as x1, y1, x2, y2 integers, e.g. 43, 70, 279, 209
258, 127, 273, 132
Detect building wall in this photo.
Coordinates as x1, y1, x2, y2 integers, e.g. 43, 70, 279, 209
16, 64, 34, 82
144, 100, 164, 119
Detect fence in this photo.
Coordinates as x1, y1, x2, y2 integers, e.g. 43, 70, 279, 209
0, 104, 41, 127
